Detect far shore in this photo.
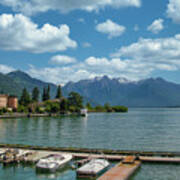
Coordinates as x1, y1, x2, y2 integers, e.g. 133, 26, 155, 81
0, 110, 129, 119
0, 112, 84, 119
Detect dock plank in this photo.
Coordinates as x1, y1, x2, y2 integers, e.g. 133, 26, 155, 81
98, 161, 141, 180
2, 148, 180, 164
140, 156, 180, 163
71, 153, 124, 161
122, 156, 136, 164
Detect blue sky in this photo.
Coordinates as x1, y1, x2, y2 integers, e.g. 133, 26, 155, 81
0, 0, 180, 84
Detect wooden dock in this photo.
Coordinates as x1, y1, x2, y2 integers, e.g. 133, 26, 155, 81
2, 144, 180, 157
72, 152, 124, 161
71, 152, 180, 163
23, 151, 52, 163
1, 145, 180, 164
98, 157, 141, 180
1, 147, 180, 179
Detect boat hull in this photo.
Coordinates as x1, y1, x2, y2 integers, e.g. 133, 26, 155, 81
77, 159, 109, 178
36, 154, 72, 173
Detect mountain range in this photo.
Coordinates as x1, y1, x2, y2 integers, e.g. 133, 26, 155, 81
7, 71, 57, 98
0, 70, 180, 107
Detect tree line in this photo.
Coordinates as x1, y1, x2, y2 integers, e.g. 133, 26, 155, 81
86, 102, 128, 113
18, 85, 84, 114
0, 85, 128, 115
19, 85, 62, 105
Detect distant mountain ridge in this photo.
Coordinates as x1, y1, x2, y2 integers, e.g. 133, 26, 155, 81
63, 76, 180, 107
0, 72, 22, 96
7, 71, 57, 98
0, 70, 57, 98
0, 70, 180, 107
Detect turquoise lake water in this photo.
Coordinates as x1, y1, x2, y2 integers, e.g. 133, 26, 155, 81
0, 108, 180, 179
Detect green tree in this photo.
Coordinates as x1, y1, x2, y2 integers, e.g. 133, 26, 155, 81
42, 86, 50, 101
19, 88, 31, 106
35, 106, 45, 114
68, 106, 76, 113
17, 105, 28, 113
50, 103, 60, 113
68, 92, 83, 109
86, 102, 92, 110
32, 87, 39, 102
45, 104, 51, 113
47, 85, 50, 100
104, 103, 112, 112
42, 87, 47, 101
95, 105, 104, 112
60, 98, 68, 112
56, 85, 62, 99
112, 106, 128, 112
44, 101, 60, 113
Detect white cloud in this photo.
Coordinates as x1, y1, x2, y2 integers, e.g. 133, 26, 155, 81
27, 33, 180, 84
112, 34, 180, 72
27, 55, 151, 85
82, 42, 92, 48
0, 64, 15, 74
84, 57, 150, 79
28, 65, 95, 85
147, 19, 164, 34
0, 14, 77, 53
96, 19, 126, 38
0, 0, 141, 15
50, 55, 76, 65
26, 31, 180, 84
167, 0, 180, 23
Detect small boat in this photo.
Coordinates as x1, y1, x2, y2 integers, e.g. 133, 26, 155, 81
0, 149, 6, 155
0, 149, 18, 164
36, 154, 72, 173
15, 149, 34, 162
77, 159, 109, 178
80, 109, 88, 117
0, 148, 32, 164
0, 149, 7, 161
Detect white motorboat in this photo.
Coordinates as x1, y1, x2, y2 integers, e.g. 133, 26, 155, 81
0, 149, 7, 160
80, 109, 88, 117
77, 159, 109, 178
0, 149, 6, 155
36, 154, 72, 172
0, 148, 33, 164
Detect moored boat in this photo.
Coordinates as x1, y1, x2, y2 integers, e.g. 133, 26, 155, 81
0, 149, 7, 161
0, 149, 19, 164
80, 109, 88, 117
0, 149, 6, 156
36, 154, 72, 173
0, 148, 32, 164
15, 149, 34, 162
77, 159, 109, 178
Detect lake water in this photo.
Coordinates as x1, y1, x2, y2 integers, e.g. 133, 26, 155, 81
0, 108, 180, 179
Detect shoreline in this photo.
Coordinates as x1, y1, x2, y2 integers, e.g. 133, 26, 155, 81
0, 112, 84, 119
0, 111, 129, 119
